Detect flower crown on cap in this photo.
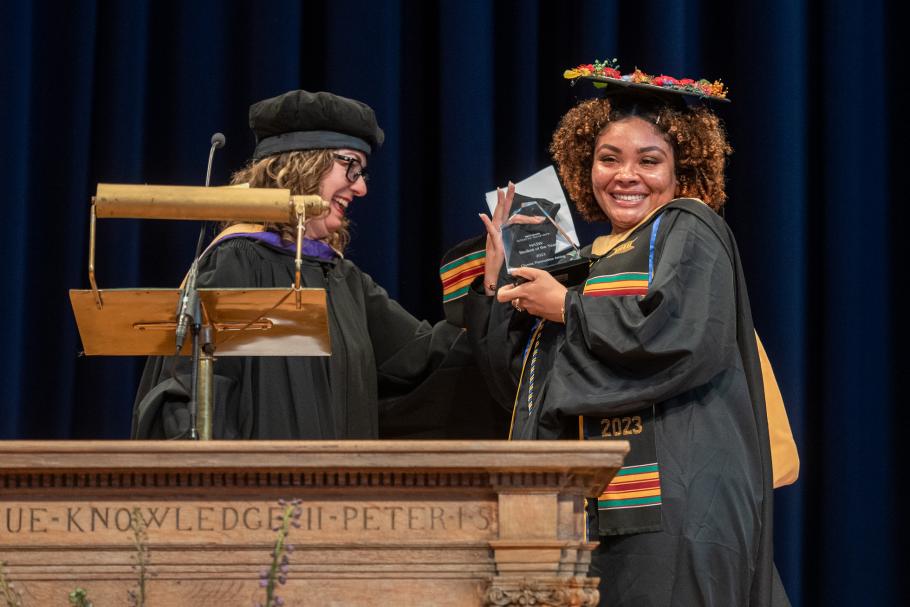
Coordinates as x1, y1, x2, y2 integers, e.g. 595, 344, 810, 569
564, 58, 729, 102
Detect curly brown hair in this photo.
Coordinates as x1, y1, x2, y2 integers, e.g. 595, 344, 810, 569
549, 97, 732, 222
226, 149, 350, 252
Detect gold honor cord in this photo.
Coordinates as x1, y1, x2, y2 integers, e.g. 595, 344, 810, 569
507, 319, 547, 441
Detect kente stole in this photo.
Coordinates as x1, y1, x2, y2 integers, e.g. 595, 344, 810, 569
581, 211, 664, 536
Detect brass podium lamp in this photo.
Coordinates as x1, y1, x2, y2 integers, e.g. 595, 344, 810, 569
70, 183, 332, 439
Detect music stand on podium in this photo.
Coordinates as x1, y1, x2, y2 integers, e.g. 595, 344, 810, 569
69, 183, 332, 439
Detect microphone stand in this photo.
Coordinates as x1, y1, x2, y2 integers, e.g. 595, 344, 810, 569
180, 133, 224, 440
196, 323, 215, 440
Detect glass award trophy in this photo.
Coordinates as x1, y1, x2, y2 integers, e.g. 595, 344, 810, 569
500, 193, 589, 286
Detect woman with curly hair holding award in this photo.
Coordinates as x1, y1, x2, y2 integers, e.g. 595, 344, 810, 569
467, 63, 790, 606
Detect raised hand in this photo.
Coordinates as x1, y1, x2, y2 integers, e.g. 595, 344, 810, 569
478, 182, 514, 296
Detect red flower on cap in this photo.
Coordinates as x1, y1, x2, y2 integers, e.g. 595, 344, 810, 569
652, 75, 680, 87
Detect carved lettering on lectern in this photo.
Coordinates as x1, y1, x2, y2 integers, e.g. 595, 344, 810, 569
0, 502, 497, 543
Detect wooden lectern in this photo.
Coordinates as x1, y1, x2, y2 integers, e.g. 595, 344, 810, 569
0, 440, 627, 606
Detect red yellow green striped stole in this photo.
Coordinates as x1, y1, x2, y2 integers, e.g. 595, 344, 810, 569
440, 250, 486, 302
598, 463, 662, 510
582, 272, 649, 297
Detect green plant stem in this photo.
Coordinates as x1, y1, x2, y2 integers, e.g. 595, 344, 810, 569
130, 507, 149, 607
265, 503, 294, 607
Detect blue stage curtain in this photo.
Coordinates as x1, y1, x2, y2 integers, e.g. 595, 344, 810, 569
0, 1, 900, 605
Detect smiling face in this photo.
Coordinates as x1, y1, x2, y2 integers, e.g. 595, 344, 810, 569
591, 116, 677, 233
306, 148, 368, 240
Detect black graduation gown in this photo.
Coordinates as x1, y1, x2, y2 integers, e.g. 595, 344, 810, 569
133, 236, 506, 440
464, 199, 788, 607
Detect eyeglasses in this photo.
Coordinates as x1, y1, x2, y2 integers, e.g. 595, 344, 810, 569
332, 153, 369, 184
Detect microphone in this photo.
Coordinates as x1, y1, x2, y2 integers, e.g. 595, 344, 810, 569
176, 132, 226, 352
205, 132, 226, 187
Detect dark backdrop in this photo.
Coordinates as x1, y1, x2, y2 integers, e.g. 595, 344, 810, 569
1, 1, 904, 605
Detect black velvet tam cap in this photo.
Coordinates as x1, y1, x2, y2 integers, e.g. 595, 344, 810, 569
249, 90, 385, 159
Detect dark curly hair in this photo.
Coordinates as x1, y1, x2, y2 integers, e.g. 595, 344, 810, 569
549, 97, 732, 222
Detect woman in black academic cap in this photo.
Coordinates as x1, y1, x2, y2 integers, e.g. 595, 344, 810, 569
132, 90, 500, 440
467, 66, 790, 606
